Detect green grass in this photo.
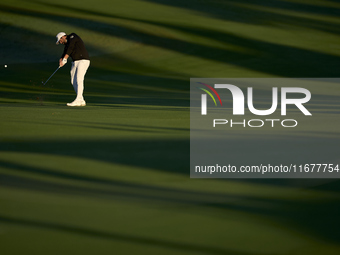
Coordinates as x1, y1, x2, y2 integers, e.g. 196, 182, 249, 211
1, 0, 340, 254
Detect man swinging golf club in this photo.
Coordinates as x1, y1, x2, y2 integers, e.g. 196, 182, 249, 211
56, 32, 90, 106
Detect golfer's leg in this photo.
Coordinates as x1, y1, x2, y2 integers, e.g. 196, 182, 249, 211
75, 60, 90, 101
70, 61, 78, 94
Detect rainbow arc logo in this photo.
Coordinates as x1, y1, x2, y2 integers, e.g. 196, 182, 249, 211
197, 82, 222, 115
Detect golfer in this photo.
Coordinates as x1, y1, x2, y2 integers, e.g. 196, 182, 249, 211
56, 32, 90, 106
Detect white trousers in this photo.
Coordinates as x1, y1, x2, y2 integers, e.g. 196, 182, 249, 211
70, 59, 90, 101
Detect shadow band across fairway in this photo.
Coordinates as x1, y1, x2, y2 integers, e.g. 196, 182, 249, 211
1, 1, 340, 77
1, 158, 340, 244
0, 214, 270, 255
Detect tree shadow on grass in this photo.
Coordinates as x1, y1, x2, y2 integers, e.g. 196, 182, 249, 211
1, 2, 340, 78
35, 0, 340, 34
0, 132, 339, 244
1, 161, 340, 244
0, 213, 272, 255
141, 0, 340, 27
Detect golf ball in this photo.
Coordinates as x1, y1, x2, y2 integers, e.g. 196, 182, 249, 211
4, 65, 7, 68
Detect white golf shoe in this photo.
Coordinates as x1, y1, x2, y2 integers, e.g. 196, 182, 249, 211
67, 99, 86, 107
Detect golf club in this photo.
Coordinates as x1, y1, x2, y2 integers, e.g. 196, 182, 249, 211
43, 66, 60, 85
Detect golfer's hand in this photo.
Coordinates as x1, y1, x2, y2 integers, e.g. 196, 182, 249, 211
59, 58, 67, 67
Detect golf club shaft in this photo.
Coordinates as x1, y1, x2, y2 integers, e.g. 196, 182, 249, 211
44, 66, 60, 85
